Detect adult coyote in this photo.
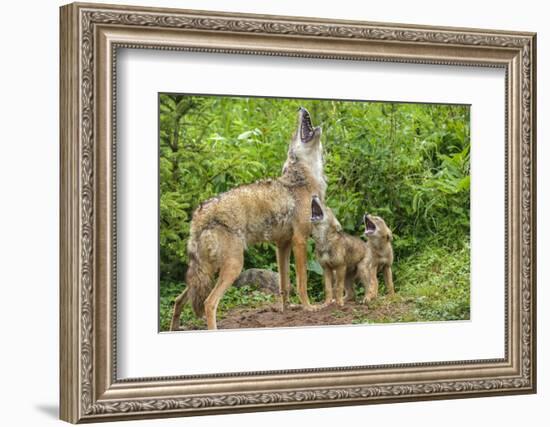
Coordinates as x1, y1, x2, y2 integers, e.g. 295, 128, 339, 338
171, 108, 326, 330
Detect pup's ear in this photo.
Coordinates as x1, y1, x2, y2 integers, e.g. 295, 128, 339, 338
386, 229, 393, 242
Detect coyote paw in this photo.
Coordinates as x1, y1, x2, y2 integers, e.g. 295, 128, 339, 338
303, 303, 323, 312
275, 299, 292, 313
273, 304, 284, 313
318, 300, 332, 309
362, 295, 374, 305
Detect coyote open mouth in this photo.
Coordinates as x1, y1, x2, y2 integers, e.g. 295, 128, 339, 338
364, 214, 377, 235
300, 107, 315, 143
311, 196, 324, 222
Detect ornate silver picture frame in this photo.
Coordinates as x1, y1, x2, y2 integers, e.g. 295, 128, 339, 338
60, 2, 536, 423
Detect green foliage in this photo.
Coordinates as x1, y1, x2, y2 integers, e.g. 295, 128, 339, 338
159, 94, 471, 330
393, 240, 470, 321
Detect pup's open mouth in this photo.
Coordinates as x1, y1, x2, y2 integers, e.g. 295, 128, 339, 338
299, 107, 315, 143
364, 214, 376, 235
311, 197, 324, 222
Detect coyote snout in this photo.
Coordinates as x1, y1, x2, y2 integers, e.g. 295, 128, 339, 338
171, 107, 326, 330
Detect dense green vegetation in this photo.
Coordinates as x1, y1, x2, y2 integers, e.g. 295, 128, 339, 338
159, 94, 470, 331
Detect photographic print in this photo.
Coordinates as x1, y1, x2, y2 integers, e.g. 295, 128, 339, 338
60, 4, 536, 421
160, 95, 471, 331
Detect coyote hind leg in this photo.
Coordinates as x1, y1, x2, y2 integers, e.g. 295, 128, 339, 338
170, 287, 189, 331
204, 253, 244, 330
344, 270, 356, 302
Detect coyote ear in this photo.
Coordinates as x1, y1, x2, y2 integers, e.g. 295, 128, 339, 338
334, 217, 343, 232
387, 229, 393, 241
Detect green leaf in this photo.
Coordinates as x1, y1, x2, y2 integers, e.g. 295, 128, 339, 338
307, 260, 324, 276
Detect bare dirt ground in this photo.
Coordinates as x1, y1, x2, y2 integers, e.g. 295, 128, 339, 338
213, 298, 414, 330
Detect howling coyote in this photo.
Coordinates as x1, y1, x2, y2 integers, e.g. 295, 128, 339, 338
171, 108, 326, 330
311, 198, 395, 306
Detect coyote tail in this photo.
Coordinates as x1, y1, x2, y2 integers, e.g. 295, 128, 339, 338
185, 233, 215, 317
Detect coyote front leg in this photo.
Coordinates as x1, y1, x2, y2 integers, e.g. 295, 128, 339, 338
344, 271, 356, 302
383, 265, 395, 296
276, 241, 292, 311
334, 265, 347, 307
363, 270, 379, 304
323, 268, 334, 305
292, 236, 313, 310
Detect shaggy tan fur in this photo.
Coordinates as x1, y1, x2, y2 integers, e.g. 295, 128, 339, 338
361, 214, 395, 303
311, 201, 368, 306
171, 108, 326, 330
311, 201, 394, 305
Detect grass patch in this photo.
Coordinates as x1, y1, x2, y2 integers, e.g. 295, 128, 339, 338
393, 238, 470, 322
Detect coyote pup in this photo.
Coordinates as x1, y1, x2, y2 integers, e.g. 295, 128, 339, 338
361, 213, 395, 303
171, 108, 326, 330
311, 198, 394, 305
310, 197, 369, 306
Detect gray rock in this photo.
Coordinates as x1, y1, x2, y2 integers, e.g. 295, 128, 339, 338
234, 269, 284, 294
